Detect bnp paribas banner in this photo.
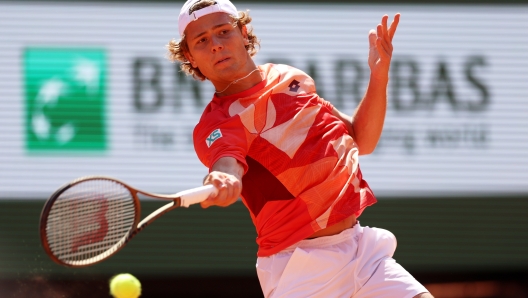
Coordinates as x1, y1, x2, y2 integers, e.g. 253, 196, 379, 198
0, 2, 527, 199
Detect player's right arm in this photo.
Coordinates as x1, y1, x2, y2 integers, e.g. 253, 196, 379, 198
193, 103, 248, 209
201, 157, 244, 208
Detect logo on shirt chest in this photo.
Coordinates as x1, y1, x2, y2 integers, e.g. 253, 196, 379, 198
206, 128, 222, 147
288, 79, 301, 92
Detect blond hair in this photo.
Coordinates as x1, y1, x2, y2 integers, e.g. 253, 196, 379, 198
167, 0, 260, 81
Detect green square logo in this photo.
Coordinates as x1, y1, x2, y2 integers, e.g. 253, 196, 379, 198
24, 48, 107, 152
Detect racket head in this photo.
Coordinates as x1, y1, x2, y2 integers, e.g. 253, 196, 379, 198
40, 176, 141, 267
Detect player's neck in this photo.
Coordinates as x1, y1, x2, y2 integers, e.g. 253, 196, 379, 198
214, 65, 263, 97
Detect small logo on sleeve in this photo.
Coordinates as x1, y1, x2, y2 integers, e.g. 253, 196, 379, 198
206, 129, 222, 147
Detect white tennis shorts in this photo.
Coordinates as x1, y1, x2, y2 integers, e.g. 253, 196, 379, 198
256, 222, 429, 298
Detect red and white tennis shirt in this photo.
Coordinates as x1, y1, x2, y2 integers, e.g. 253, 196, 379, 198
194, 63, 376, 257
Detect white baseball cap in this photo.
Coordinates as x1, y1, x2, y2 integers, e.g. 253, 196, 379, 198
178, 0, 239, 37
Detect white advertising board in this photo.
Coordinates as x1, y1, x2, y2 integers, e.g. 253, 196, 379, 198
0, 2, 527, 198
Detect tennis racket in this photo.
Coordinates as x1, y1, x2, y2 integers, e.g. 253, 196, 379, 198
39, 176, 217, 268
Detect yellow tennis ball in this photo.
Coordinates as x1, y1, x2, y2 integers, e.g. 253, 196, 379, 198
109, 273, 141, 298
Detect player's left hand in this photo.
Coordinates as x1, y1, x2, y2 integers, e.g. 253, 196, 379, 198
368, 13, 400, 80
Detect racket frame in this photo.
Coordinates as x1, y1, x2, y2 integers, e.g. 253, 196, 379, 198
39, 176, 186, 268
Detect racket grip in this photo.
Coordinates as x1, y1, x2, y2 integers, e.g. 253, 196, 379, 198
179, 185, 218, 207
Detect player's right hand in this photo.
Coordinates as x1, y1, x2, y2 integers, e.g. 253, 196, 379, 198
202, 171, 242, 208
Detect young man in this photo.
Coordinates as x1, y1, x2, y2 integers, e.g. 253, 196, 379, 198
168, 0, 433, 297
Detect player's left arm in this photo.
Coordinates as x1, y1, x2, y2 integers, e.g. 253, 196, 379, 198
332, 13, 400, 155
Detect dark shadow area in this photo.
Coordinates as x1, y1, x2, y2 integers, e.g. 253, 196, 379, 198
417, 271, 528, 298
1, 271, 528, 298
0, 275, 263, 298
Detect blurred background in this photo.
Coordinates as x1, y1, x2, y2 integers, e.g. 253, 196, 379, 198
1, 0, 528, 297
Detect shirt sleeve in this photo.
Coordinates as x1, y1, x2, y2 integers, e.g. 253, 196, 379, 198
193, 110, 248, 174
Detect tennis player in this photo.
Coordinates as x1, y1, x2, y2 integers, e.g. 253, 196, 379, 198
168, 0, 432, 297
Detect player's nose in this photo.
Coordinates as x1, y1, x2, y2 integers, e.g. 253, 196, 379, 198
211, 36, 224, 52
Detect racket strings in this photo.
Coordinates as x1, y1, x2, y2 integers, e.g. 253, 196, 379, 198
45, 179, 137, 265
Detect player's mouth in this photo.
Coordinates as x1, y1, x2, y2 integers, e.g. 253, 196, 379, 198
215, 57, 230, 65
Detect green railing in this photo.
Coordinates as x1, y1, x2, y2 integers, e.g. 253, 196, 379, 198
1, 197, 527, 279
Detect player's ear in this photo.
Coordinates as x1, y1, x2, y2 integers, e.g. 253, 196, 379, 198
184, 50, 198, 68
241, 25, 249, 46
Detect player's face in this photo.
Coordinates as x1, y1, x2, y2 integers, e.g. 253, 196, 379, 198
184, 12, 252, 84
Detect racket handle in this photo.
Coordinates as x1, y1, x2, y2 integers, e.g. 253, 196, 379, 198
178, 185, 218, 207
